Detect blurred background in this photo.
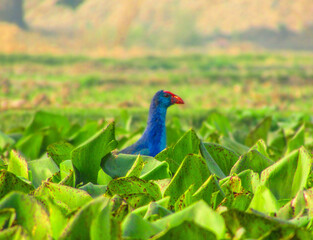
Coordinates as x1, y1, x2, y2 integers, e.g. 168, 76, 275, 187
0, 0, 313, 132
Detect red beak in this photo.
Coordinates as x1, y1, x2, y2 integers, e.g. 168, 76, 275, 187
164, 91, 184, 104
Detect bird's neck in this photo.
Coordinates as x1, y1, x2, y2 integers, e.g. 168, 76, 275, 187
143, 102, 167, 156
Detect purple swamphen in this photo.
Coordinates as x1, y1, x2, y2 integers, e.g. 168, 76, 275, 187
119, 90, 184, 157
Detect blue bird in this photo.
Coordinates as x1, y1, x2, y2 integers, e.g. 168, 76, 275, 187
119, 90, 184, 157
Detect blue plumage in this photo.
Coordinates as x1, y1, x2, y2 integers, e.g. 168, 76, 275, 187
119, 90, 184, 157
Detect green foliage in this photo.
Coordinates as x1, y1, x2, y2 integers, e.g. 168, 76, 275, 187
0, 111, 312, 238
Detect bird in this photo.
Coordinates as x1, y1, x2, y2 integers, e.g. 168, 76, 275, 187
119, 90, 184, 157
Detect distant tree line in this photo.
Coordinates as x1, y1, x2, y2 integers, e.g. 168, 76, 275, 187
0, 0, 83, 29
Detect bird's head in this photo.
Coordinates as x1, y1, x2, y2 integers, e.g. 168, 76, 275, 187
153, 90, 184, 108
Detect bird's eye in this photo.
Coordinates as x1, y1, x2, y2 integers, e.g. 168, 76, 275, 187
164, 93, 170, 98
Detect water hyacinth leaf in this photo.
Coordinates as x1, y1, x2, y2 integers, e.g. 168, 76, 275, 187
90, 201, 112, 240
268, 128, 287, 160
0, 226, 30, 240
107, 176, 162, 201
131, 197, 170, 218
60, 160, 74, 180
79, 182, 107, 198
203, 142, 239, 175
0, 192, 51, 239
59, 196, 110, 240
245, 116, 272, 147
200, 141, 226, 179
0, 209, 15, 230
0, 170, 34, 198
250, 139, 270, 158
248, 185, 280, 214
222, 209, 311, 239
192, 175, 220, 205
47, 141, 74, 166
151, 221, 217, 240
206, 112, 232, 136
72, 122, 118, 185
28, 157, 59, 188
102, 153, 170, 180
59, 170, 74, 187
69, 121, 104, 147
8, 150, 28, 179
140, 160, 170, 181
34, 182, 92, 212
261, 147, 312, 199
155, 129, 200, 174
153, 201, 225, 239
164, 154, 210, 208
286, 125, 305, 154
15, 133, 44, 160
174, 184, 194, 211
122, 213, 161, 239
97, 169, 113, 185
0, 131, 15, 152
236, 170, 260, 193
46, 199, 68, 240
277, 190, 306, 220
125, 155, 143, 178
25, 111, 71, 136
220, 136, 249, 155
230, 149, 274, 175
143, 202, 172, 221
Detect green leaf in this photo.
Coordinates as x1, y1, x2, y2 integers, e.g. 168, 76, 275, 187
79, 182, 107, 198
261, 147, 312, 199
153, 201, 225, 239
164, 154, 210, 208
268, 128, 287, 160
15, 133, 44, 160
192, 175, 220, 205
28, 157, 59, 188
206, 112, 232, 136
69, 121, 104, 146
34, 182, 92, 212
47, 141, 74, 166
220, 136, 249, 155
0, 192, 51, 239
143, 201, 172, 221
0, 226, 30, 240
125, 155, 143, 178
222, 209, 310, 239
25, 111, 70, 136
8, 150, 28, 179
60, 160, 74, 180
122, 213, 161, 239
101, 153, 170, 180
236, 170, 260, 193
152, 221, 217, 240
131, 197, 170, 218
286, 125, 305, 154
0, 170, 34, 198
107, 176, 162, 202
249, 185, 280, 213
230, 149, 274, 175
46, 199, 68, 240
60, 196, 111, 240
72, 122, 118, 185
0, 131, 15, 152
200, 141, 226, 179
0, 209, 15, 230
250, 139, 270, 158
155, 129, 200, 174
245, 116, 272, 147
203, 143, 239, 175
174, 184, 194, 211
